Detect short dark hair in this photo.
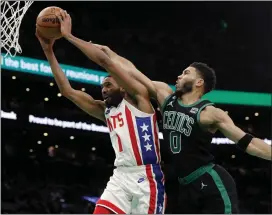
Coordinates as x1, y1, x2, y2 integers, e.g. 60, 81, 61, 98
190, 62, 216, 94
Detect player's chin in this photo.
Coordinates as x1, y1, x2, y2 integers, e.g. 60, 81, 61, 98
104, 98, 111, 105
104, 98, 109, 103
174, 88, 183, 96
175, 86, 181, 92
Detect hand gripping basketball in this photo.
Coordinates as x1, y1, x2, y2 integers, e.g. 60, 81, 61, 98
57, 10, 72, 38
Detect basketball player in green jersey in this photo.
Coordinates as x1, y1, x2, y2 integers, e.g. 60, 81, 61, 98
55, 10, 271, 214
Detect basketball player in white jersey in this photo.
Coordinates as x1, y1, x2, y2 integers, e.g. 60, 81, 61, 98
35, 11, 166, 214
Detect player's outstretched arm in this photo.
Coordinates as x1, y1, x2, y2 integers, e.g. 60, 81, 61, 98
200, 106, 271, 160
57, 10, 154, 113
35, 30, 106, 122
57, 10, 172, 107
93, 44, 174, 106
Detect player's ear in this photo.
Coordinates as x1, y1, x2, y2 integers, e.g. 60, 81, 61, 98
196, 78, 204, 87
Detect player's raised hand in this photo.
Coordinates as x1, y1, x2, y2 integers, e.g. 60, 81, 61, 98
35, 28, 55, 52
57, 10, 72, 38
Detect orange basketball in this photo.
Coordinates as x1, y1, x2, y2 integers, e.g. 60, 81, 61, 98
36, 6, 63, 39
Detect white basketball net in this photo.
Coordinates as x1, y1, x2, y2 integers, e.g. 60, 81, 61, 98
1, 1, 33, 57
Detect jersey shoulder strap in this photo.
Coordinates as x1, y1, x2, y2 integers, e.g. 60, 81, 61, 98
196, 99, 214, 109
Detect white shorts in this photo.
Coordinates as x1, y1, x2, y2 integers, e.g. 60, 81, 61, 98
96, 164, 166, 214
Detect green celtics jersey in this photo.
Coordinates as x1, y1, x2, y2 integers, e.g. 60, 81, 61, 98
161, 93, 215, 177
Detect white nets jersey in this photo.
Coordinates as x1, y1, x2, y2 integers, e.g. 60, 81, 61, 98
105, 99, 161, 167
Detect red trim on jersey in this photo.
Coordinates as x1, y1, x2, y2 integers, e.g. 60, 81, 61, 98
106, 118, 113, 132
125, 106, 142, 165
96, 199, 126, 214
116, 133, 123, 152
146, 164, 157, 214
152, 114, 160, 163
93, 205, 114, 214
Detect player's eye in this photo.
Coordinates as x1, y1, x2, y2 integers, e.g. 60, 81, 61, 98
103, 82, 111, 87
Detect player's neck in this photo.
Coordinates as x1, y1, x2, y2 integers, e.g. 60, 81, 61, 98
179, 91, 202, 106
124, 95, 137, 108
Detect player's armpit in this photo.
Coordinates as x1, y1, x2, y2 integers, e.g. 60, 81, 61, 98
63, 89, 106, 122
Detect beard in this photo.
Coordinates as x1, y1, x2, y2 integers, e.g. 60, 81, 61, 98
174, 81, 193, 97
105, 91, 124, 108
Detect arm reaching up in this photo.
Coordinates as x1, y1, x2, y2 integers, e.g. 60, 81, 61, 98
93, 44, 173, 106
57, 10, 173, 107
36, 30, 106, 122
57, 10, 156, 114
